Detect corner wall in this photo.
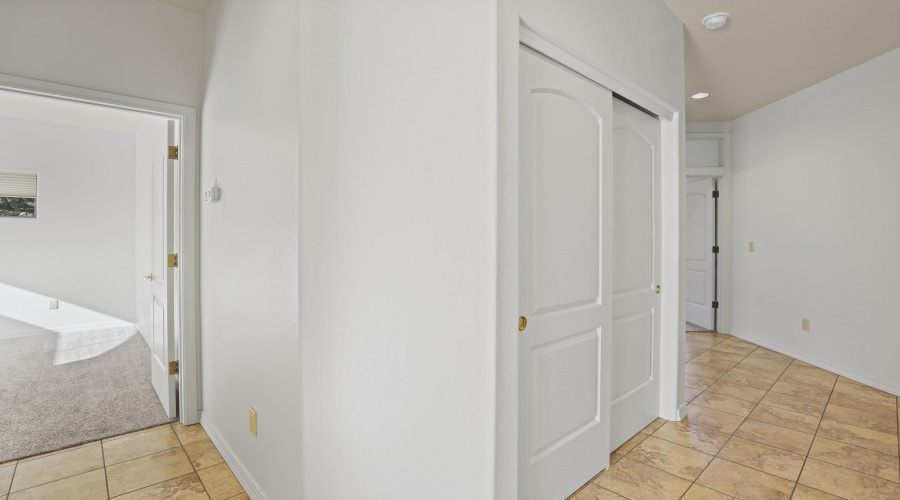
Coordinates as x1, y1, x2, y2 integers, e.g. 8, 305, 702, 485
729, 47, 900, 394
299, 1, 497, 498
199, 2, 302, 498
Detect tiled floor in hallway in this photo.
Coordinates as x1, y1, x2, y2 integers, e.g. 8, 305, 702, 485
573, 331, 900, 500
0, 422, 247, 500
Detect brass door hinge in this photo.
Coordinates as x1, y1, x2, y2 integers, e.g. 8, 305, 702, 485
168, 145, 179, 160
169, 360, 179, 375
167, 253, 178, 268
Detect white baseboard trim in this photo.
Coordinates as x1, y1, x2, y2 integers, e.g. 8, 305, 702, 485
200, 412, 268, 500
134, 321, 150, 347
729, 330, 900, 397
1, 320, 137, 338
675, 403, 688, 421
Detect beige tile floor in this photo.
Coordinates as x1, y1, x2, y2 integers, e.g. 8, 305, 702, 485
573, 331, 900, 500
0, 422, 248, 500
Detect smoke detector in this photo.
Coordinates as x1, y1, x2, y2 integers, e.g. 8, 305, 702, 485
702, 12, 730, 30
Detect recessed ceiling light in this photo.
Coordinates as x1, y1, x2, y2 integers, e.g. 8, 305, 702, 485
702, 12, 730, 30
690, 92, 710, 100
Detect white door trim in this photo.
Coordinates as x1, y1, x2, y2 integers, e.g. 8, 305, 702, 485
495, 20, 685, 500
0, 72, 201, 425
686, 131, 732, 334
519, 21, 676, 122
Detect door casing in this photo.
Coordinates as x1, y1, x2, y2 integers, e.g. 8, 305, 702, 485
686, 129, 732, 334
0, 72, 202, 425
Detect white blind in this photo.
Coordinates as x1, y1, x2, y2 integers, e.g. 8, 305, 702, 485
0, 171, 37, 198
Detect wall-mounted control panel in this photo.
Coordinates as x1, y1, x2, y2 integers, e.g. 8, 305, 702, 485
203, 179, 220, 203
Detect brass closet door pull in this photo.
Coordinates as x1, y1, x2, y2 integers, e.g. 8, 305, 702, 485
519, 316, 527, 331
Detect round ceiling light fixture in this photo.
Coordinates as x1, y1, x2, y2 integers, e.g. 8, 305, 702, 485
702, 12, 730, 30
690, 92, 710, 100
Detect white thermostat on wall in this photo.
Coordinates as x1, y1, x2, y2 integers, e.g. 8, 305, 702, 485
203, 179, 220, 203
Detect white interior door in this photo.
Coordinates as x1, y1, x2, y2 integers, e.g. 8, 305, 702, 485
609, 99, 662, 450
685, 177, 716, 330
150, 120, 177, 419
518, 47, 613, 500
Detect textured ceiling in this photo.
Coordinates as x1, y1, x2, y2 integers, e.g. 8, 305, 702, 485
662, 0, 900, 122
154, 0, 209, 14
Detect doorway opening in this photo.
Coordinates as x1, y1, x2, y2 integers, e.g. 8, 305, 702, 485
0, 75, 198, 463
684, 129, 731, 336
685, 176, 718, 332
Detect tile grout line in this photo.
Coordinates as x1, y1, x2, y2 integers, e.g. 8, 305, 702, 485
5, 465, 105, 497
789, 363, 839, 499
610, 332, 739, 499
6, 444, 107, 496
7, 462, 17, 499
651, 335, 752, 499
679, 336, 819, 498
675, 335, 753, 499
681, 340, 763, 499
107, 423, 215, 499
3, 422, 243, 499
100, 438, 111, 499
612, 332, 898, 500
182, 425, 216, 500
699, 343, 899, 495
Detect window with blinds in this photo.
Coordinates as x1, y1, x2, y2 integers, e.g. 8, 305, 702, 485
0, 171, 38, 218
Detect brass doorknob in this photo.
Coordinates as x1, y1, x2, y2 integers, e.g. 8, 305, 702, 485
656, 285, 661, 294
519, 316, 528, 331
143, 273, 154, 281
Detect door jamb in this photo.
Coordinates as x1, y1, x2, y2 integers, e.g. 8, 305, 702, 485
0, 73, 201, 425
496, 19, 685, 500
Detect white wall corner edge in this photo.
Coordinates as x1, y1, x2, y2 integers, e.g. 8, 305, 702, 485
200, 412, 269, 500
729, 330, 900, 398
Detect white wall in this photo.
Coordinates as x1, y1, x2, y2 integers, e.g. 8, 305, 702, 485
0, 0, 202, 107
730, 47, 900, 395
0, 117, 136, 337
298, 2, 497, 499
200, 2, 302, 499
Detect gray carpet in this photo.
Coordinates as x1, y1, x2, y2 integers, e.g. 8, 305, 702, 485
0, 326, 174, 463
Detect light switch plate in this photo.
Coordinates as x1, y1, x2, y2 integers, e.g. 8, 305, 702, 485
801, 318, 810, 331
249, 407, 257, 436
749, 241, 755, 252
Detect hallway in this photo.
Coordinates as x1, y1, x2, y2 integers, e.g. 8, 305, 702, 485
573, 331, 900, 499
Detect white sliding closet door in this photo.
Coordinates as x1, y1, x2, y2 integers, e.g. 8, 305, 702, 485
517, 46, 614, 500
609, 99, 662, 449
